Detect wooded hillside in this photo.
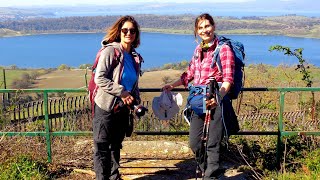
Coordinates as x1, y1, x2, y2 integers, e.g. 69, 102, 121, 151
0, 14, 319, 38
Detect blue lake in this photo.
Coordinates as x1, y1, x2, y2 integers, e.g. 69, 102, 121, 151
0, 33, 319, 69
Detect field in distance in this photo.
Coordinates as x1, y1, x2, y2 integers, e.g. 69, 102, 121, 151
32, 69, 183, 89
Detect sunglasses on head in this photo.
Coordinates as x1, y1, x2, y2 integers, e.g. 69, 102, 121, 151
121, 28, 136, 35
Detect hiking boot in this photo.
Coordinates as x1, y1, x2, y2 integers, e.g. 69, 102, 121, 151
212, 168, 226, 179
110, 173, 123, 180
196, 169, 204, 178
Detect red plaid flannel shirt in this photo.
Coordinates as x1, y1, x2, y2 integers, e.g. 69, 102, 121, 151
181, 36, 235, 87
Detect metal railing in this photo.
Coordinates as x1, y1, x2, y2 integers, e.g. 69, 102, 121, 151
0, 87, 320, 167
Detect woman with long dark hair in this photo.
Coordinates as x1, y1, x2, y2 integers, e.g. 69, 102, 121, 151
92, 15, 143, 180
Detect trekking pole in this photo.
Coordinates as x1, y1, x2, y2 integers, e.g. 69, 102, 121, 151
196, 78, 216, 180
202, 109, 211, 179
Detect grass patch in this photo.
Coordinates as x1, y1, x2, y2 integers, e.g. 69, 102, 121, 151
0, 69, 34, 89
0, 69, 52, 89
0, 155, 49, 180
264, 148, 320, 180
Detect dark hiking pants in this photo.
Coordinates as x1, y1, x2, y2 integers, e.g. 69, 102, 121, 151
93, 104, 129, 180
189, 106, 223, 180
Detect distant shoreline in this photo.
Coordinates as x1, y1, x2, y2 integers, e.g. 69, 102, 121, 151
1, 29, 319, 39
1, 14, 320, 39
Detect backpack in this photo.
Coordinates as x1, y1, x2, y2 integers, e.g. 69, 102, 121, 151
211, 35, 245, 99
88, 46, 120, 117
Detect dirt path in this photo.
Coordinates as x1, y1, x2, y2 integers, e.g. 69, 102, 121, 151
56, 140, 249, 180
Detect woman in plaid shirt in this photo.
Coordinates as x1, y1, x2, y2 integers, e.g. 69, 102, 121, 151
163, 13, 235, 179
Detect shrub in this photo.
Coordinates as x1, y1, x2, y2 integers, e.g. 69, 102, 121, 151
0, 155, 49, 180
57, 64, 70, 70
11, 78, 32, 89
162, 76, 172, 84
265, 148, 320, 179
79, 64, 92, 69
304, 148, 320, 173
29, 71, 41, 80
21, 73, 31, 82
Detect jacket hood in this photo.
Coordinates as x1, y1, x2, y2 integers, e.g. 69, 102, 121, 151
101, 40, 121, 49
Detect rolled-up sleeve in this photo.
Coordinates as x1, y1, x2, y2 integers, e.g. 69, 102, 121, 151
219, 44, 235, 84
180, 52, 196, 87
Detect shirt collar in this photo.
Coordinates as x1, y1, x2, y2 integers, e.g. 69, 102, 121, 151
197, 35, 218, 52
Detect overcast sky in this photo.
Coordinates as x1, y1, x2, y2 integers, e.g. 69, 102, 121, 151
0, 0, 259, 7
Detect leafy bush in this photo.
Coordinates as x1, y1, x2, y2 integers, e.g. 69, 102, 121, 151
29, 71, 41, 80
0, 155, 49, 180
265, 148, 320, 179
162, 76, 172, 84
11, 78, 32, 89
79, 63, 92, 69
304, 148, 320, 173
57, 64, 70, 70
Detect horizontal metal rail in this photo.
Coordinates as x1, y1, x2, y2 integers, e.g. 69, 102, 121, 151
0, 87, 319, 166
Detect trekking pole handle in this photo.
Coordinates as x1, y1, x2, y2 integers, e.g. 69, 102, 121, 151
207, 78, 215, 100
215, 83, 222, 107
208, 78, 221, 107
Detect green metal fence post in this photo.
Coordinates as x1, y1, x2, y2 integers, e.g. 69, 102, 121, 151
276, 91, 285, 169
2, 69, 7, 110
43, 90, 52, 163
85, 67, 88, 88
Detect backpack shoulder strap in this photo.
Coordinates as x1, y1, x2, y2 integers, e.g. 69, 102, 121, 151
92, 47, 105, 71
92, 46, 121, 72
132, 51, 144, 76
112, 47, 121, 69
211, 35, 230, 72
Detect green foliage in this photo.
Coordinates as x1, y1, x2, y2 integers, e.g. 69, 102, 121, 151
232, 135, 320, 179
0, 69, 32, 89
29, 71, 41, 80
25, 120, 45, 131
11, 78, 32, 89
57, 64, 70, 70
162, 63, 174, 70
265, 148, 320, 179
79, 63, 92, 69
161, 60, 189, 71
1, 15, 320, 38
10, 69, 46, 88
9, 65, 18, 70
162, 76, 172, 84
0, 155, 49, 180
304, 149, 320, 173
269, 45, 313, 87
0, 107, 10, 127
269, 45, 318, 120
282, 136, 311, 171
0, 69, 51, 89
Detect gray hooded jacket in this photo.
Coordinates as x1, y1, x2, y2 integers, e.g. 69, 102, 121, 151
94, 41, 143, 112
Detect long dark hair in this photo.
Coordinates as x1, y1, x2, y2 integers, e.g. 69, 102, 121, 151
103, 15, 141, 48
194, 13, 215, 40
